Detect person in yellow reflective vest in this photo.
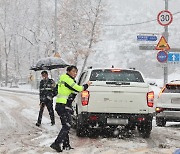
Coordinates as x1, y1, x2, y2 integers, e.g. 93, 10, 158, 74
50, 65, 91, 152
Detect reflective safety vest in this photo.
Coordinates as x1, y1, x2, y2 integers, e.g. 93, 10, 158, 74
56, 74, 84, 104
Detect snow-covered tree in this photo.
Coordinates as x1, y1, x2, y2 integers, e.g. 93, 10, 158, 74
57, 0, 104, 72
0, 0, 56, 85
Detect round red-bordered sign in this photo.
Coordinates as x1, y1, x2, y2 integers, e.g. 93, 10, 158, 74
157, 10, 173, 26
157, 50, 168, 63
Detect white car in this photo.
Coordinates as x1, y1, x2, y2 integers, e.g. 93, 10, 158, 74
156, 80, 180, 127
72, 68, 155, 138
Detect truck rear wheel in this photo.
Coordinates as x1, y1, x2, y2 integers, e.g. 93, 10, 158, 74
137, 120, 152, 138
156, 117, 166, 127
76, 117, 88, 137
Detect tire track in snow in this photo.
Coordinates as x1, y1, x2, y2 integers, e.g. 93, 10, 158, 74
0, 91, 43, 153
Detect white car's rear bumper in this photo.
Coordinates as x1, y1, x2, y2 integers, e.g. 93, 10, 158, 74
156, 110, 180, 121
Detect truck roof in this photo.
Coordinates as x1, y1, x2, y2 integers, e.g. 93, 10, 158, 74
86, 68, 138, 71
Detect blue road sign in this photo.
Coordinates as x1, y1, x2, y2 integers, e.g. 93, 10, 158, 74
147, 36, 157, 41
174, 148, 180, 154
157, 51, 168, 63
137, 35, 157, 41
168, 53, 180, 62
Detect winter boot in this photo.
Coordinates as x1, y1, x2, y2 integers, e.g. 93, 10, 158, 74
50, 142, 62, 152
62, 145, 74, 150
51, 121, 55, 126
36, 123, 41, 127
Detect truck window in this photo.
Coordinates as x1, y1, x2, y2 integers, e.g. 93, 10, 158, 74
78, 72, 86, 85
90, 69, 144, 82
164, 85, 180, 93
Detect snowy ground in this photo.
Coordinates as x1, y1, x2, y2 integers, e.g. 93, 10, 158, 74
0, 87, 180, 154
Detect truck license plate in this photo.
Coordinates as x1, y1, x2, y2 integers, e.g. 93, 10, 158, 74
107, 118, 128, 125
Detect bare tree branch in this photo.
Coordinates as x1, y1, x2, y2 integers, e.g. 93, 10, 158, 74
0, 22, 5, 31
16, 34, 34, 45
80, 0, 102, 75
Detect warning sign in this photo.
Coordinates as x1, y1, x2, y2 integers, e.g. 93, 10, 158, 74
155, 36, 170, 50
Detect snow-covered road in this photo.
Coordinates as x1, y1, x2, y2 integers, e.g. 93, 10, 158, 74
0, 90, 180, 154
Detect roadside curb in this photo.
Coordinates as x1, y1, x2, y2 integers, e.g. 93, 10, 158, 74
0, 88, 39, 95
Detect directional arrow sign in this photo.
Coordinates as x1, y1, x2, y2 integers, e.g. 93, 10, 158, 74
168, 53, 179, 62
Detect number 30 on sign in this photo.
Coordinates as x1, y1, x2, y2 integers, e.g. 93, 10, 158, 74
157, 10, 173, 26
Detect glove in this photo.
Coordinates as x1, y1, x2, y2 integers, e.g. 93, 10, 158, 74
68, 93, 76, 101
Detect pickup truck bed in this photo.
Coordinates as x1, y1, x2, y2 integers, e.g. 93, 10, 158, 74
72, 68, 154, 138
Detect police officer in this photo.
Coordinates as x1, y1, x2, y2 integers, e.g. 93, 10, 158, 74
50, 65, 91, 152
36, 71, 56, 127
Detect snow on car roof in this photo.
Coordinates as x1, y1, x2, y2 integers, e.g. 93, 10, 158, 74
168, 80, 180, 85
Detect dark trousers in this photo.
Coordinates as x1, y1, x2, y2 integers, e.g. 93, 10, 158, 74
55, 103, 71, 147
37, 100, 55, 124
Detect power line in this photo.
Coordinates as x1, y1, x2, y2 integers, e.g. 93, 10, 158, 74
104, 11, 180, 27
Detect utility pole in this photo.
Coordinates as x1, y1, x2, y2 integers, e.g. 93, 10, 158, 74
54, 0, 58, 53
37, 0, 41, 60
35, 0, 41, 89
163, 0, 169, 85
0, 45, 2, 82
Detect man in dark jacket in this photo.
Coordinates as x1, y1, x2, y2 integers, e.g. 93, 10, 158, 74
36, 71, 56, 127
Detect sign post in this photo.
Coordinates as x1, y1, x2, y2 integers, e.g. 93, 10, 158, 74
156, 4, 173, 85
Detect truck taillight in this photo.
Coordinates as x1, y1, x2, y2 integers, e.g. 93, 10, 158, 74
147, 91, 154, 107
81, 90, 90, 106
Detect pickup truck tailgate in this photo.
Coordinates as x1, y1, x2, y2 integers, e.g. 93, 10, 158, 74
87, 83, 149, 113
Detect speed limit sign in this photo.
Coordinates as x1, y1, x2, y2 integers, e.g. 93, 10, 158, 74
157, 10, 173, 26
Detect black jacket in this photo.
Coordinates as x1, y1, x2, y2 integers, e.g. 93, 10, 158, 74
39, 78, 56, 102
